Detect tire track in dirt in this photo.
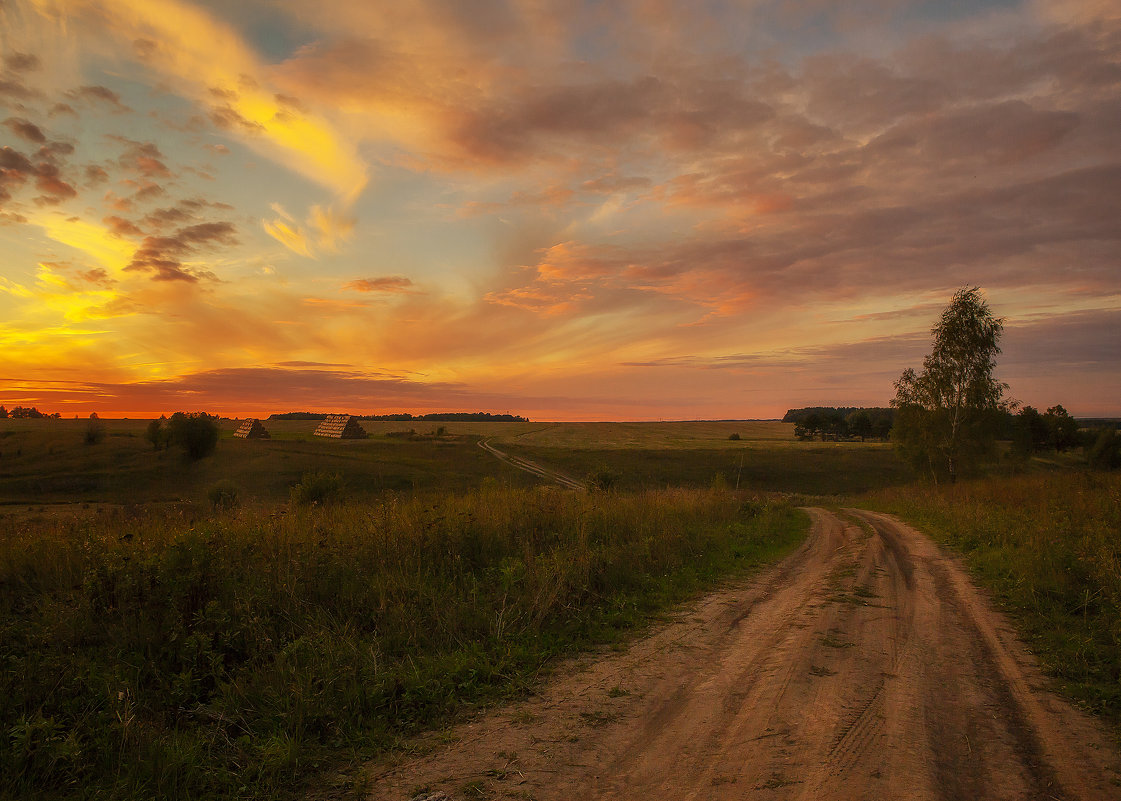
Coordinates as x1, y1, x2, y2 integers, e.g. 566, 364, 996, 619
478, 437, 586, 491
365, 509, 1121, 801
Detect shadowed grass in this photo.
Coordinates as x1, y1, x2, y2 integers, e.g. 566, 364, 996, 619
0, 487, 807, 800
860, 472, 1121, 728
504, 442, 913, 495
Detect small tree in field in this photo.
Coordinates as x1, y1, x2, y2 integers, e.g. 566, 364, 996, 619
167, 412, 219, 460
891, 287, 1011, 483
1043, 405, 1079, 452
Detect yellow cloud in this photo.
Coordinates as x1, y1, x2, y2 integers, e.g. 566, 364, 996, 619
32, 0, 367, 200
264, 203, 355, 257
31, 214, 135, 273
5, 216, 136, 323
263, 218, 314, 258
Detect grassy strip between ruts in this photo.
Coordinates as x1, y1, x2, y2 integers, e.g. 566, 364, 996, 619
859, 471, 1121, 731
0, 487, 807, 800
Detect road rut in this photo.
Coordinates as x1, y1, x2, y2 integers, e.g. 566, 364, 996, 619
367, 509, 1120, 800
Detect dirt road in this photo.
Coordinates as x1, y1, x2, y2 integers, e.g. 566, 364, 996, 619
368, 509, 1120, 800
478, 437, 586, 491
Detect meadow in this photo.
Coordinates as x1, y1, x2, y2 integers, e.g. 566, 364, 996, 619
0, 418, 540, 511
0, 418, 821, 800
2, 416, 1117, 799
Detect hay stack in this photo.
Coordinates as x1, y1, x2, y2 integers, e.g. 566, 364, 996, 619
313, 414, 367, 439
234, 418, 270, 439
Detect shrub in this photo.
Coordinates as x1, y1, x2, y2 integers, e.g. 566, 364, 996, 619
290, 471, 344, 505
585, 467, 621, 491
208, 481, 240, 511
1087, 428, 1121, 470
84, 419, 105, 445
168, 412, 219, 460
728, 432, 741, 441
145, 418, 167, 450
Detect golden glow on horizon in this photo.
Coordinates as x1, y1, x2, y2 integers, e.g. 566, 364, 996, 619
3, 0, 1119, 419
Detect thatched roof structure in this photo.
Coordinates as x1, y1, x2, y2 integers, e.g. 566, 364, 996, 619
314, 414, 367, 439
234, 418, 270, 439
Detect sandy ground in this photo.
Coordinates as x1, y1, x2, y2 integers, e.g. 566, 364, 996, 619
365, 509, 1121, 801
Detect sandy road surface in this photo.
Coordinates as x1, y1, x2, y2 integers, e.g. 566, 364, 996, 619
367, 509, 1120, 801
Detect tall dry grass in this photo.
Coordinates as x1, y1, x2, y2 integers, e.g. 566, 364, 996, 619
0, 486, 805, 800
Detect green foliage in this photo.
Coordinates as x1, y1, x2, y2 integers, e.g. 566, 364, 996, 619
0, 489, 806, 800
1011, 405, 1051, 457
207, 480, 240, 511
863, 472, 1121, 727
1044, 405, 1079, 452
847, 410, 873, 441
144, 417, 168, 451
1087, 428, 1121, 470
290, 470, 345, 505
891, 287, 1010, 482
167, 412, 219, 460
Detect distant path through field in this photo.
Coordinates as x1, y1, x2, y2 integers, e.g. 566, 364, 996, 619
368, 508, 1120, 800
478, 435, 586, 491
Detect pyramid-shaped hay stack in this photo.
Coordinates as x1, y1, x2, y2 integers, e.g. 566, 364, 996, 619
314, 414, 367, 439
234, 418, 270, 439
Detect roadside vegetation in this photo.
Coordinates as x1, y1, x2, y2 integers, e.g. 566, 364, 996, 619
0, 485, 806, 800
861, 471, 1121, 727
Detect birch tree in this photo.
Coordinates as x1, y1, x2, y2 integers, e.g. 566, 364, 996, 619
890, 287, 1010, 483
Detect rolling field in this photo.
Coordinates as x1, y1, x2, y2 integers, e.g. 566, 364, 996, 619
0, 418, 539, 511
488, 421, 913, 495
0, 419, 912, 512
3, 416, 1118, 799
0, 417, 822, 800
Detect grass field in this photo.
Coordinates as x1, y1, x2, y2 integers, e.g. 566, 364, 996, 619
0, 418, 538, 510
0, 485, 806, 800
0, 419, 912, 510
489, 422, 912, 495
3, 415, 1117, 798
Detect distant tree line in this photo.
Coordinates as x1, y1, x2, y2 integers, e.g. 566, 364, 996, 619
268, 411, 529, 422
783, 407, 895, 441
0, 405, 61, 419
1007, 405, 1121, 469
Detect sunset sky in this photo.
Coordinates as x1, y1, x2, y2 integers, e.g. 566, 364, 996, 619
1, 0, 1118, 420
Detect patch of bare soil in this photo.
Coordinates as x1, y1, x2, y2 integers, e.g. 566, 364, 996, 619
364, 509, 1121, 800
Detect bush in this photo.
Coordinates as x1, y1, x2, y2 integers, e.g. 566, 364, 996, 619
585, 467, 621, 491
1087, 428, 1121, 470
145, 418, 168, 450
208, 481, 240, 511
84, 419, 105, 445
168, 412, 219, 460
290, 471, 344, 505
728, 432, 741, 441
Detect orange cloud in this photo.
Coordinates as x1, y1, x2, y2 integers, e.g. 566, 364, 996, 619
342, 276, 415, 293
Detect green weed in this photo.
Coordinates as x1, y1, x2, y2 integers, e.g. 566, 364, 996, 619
0, 487, 807, 800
